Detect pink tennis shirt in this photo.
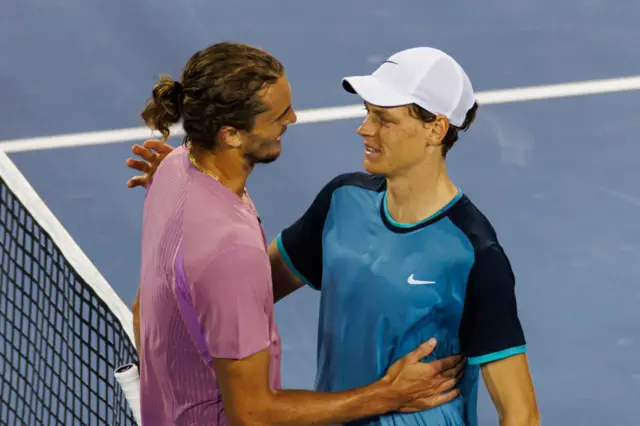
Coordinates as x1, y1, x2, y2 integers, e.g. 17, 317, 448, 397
137, 145, 282, 425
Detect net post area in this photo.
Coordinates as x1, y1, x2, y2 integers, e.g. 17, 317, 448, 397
0, 150, 140, 425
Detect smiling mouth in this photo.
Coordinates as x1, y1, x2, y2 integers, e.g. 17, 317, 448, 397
365, 144, 381, 154
277, 127, 287, 142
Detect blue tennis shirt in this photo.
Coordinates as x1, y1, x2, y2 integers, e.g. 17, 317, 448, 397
277, 172, 526, 426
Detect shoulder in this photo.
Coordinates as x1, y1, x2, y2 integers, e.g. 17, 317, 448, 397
322, 171, 386, 193
277, 172, 385, 290
446, 194, 501, 253
155, 144, 187, 176
310, 171, 386, 210
167, 143, 187, 159
445, 194, 515, 280
183, 194, 265, 276
296, 171, 386, 223
145, 144, 188, 194
446, 199, 516, 306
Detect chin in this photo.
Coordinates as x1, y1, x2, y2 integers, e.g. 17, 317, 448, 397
363, 159, 388, 175
257, 155, 279, 164
256, 150, 281, 164
247, 143, 282, 165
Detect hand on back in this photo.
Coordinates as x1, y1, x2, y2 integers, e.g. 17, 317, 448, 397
126, 139, 174, 188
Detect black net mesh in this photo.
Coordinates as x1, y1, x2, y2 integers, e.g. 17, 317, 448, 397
0, 177, 139, 425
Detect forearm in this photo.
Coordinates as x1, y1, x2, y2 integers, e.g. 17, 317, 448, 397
253, 379, 399, 426
217, 340, 459, 426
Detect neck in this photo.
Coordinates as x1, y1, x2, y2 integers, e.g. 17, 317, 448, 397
385, 158, 459, 224
190, 144, 252, 198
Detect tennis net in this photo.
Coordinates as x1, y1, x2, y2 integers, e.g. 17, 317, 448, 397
0, 150, 140, 425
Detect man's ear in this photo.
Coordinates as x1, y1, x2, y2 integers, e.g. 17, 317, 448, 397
424, 115, 449, 145
218, 126, 243, 149
433, 116, 450, 140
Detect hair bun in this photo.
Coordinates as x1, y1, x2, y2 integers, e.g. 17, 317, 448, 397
140, 75, 182, 140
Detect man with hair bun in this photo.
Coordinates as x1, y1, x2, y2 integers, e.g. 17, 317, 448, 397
135, 41, 464, 426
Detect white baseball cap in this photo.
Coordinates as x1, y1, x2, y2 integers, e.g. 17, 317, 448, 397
342, 47, 475, 127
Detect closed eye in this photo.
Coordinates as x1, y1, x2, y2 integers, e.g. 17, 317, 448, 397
274, 105, 292, 122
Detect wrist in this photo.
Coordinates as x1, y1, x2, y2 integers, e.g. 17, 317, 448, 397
371, 375, 404, 413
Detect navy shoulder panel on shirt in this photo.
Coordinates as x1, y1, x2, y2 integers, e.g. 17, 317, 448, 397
331, 171, 387, 193
277, 172, 385, 289
446, 195, 500, 252
447, 195, 527, 364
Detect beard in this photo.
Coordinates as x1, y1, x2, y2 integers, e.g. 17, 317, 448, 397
247, 150, 279, 164
243, 128, 286, 165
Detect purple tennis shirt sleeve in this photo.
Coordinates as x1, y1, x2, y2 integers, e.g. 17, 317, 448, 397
189, 243, 272, 360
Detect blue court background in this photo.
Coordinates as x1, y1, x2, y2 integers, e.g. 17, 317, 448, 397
2, 1, 640, 425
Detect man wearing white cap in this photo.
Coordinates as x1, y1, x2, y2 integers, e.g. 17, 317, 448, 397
127, 46, 540, 425
275, 46, 540, 425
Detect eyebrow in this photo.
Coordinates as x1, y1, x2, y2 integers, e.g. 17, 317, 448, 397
366, 105, 393, 120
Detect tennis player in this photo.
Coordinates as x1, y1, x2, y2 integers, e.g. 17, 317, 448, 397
274, 48, 540, 425
133, 42, 465, 426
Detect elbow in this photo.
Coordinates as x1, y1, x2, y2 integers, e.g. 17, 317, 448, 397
502, 406, 540, 426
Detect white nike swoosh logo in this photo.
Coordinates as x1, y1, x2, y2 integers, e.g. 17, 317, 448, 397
407, 274, 436, 285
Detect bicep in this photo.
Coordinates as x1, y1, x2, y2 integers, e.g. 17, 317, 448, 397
481, 354, 539, 423
268, 239, 303, 302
